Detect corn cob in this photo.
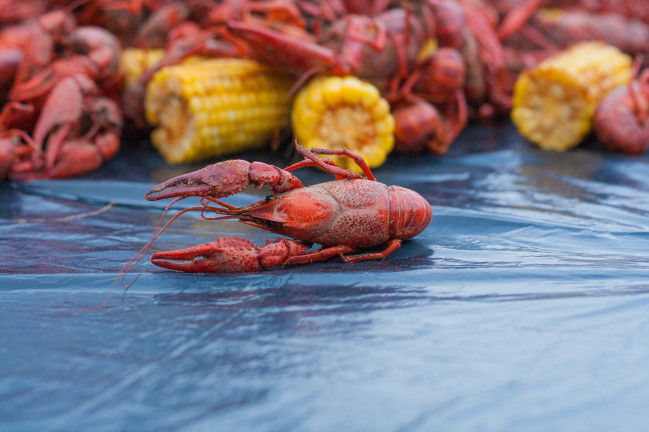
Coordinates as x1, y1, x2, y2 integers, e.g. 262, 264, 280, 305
291, 76, 395, 172
120, 49, 206, 87
119, 48, 165, 87
511, 41, 632, 151
144, 58, 294, 164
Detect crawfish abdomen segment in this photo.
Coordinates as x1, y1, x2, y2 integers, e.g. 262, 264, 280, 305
388, 186, 433, 240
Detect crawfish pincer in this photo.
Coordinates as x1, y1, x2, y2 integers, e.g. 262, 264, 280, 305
144, 142, 432, 272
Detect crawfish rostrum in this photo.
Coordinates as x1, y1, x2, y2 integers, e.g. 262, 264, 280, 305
142, 143, 432, 272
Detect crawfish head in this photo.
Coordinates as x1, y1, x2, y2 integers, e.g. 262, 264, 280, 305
142, 145, 432, 273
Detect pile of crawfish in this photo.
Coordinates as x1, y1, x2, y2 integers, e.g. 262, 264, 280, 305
2, 0, 649, 182
0, 1, 122, 181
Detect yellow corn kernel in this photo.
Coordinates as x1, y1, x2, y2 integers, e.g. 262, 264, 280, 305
120, 49, 207, 88
119, 48, 165, 87
416, 38, 438, 63
511, 41, 632, 151
292, 76, 395, 173
145, 58, 294, 164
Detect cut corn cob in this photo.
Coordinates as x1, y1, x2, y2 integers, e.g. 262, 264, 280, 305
291, 76, 395, 172
145, 58, 294, 164
120, 48, 165, 87
120, 48, 206, 87
511, 41, 632, 151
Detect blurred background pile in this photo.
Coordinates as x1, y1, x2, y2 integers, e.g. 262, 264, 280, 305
1, 0, 648, 181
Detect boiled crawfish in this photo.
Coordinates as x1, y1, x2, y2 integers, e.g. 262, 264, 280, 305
142, 143, 432, 272
389, 46, 468, 154
497, 0, 649, 65
594, 61, 649, 155
120, 0, 304, 126
0, 9, 123, 180
7, 76, 122, 180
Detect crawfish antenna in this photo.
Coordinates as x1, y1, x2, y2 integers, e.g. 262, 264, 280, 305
73, 197, 190, 311
76, 195, 241, 311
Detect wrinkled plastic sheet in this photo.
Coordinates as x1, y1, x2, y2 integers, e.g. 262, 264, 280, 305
2, 123, 649, 431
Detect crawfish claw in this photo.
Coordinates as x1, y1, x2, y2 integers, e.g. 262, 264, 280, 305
151, 237, 262, 272
145, 160, 252, 201
150, 237, 310, 273
145, 159, 303, 201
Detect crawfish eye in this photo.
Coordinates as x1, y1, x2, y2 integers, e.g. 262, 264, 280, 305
265, 194, 274, 202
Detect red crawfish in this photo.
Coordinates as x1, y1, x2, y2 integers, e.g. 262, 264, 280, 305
593, 61, 649, 155
123, 1, 433, 128
224, 4, 436, 83
389, 47, 468, 155
497, 0, 649, 65
0, 10, 123, 181
1, 75, 122, 181
142, 143, 432, 273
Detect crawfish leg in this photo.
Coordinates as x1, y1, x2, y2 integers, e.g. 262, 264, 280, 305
284, 156, 347, 180
295, 143, 375, 180
284, 245, 359, 266
341, 239, 402, 263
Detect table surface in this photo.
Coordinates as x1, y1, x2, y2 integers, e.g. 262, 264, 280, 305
2, 123, 649, 431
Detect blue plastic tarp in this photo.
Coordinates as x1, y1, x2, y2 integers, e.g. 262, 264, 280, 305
2, 123, 649, 431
